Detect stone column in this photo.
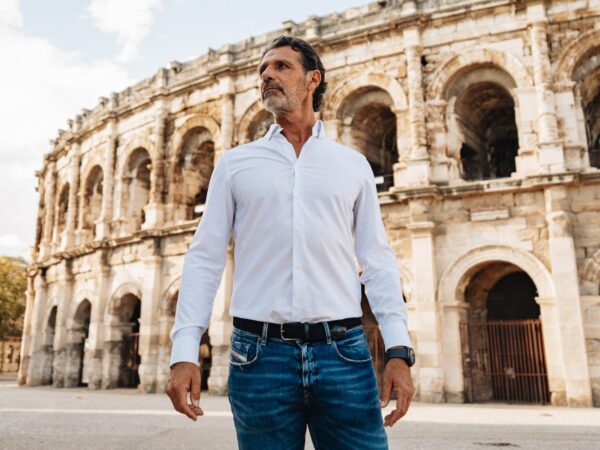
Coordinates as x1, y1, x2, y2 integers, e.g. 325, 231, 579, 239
407, 220, 444, 402
97, 117, 117, 239
17, 276, 36, 385
39, 162, 56, 259
394, 27, 431, 188
23, 273, 48, 386
527, 2, 565, 172
545, 186, 592, 406
208, 242, 235, 395
89, 251, 110, 390
54, 266, 76, 387
142, 101, 168, 229
138, 239, 163, 393
64, 144, 81, 248
441, 302, 468, 403
219, 77, 235, 155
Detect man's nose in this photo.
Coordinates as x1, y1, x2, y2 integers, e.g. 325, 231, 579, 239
261, 66, 274, 82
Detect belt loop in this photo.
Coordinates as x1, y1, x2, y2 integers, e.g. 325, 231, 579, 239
260, 322, 269, 346
323, 321, 332, 344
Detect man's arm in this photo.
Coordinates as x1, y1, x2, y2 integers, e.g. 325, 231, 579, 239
352, 155, 414, 427
353, 156, 412, 351
169, 153, 235, 367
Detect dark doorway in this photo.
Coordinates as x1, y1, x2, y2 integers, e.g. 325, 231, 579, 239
462, 269, 550, 404
119, 296, 141, 388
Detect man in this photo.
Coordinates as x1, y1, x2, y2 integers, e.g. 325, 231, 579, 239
166, 36, 415, 449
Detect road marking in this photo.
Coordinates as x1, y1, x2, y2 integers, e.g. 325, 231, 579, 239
0, 408, 232, 417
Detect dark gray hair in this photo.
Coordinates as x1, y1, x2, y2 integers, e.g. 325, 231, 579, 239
261, 35, 328, 112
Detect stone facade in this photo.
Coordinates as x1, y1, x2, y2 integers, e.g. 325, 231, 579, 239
19, 0, 600, 406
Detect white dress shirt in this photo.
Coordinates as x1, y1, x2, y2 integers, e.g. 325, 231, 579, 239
169, 119, 411, 367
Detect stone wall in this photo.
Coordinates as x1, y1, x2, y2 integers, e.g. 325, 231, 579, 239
19, 0, 600, 406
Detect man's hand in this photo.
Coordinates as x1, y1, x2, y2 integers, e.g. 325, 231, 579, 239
380, 357, 414, 427
166, 362, 203, 421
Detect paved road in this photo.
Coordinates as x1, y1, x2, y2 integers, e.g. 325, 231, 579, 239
1, 375, 599, 449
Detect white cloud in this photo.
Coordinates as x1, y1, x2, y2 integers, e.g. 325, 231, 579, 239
0, 234, 30, 261
88, 0, 162, 63
0, 2, 133, 258
0, 0, 22, 29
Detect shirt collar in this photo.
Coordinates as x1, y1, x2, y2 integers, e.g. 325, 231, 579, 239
264, 119, 327, 141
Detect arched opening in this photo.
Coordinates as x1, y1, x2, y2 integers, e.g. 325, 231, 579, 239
55, 183, 70, 244
339, 87, 398, 192
575, 51, 600, 168
460, 263, 549, 404
81, 165, 103, 238
445, 65, 520, 181
123, 148, 151, 232
117, 294, 141, 388
456, 82, 518, 180
41, 306, 57, 385
65, 299, 92, 387
246, 109, 274, 142
174, 128, 214, 220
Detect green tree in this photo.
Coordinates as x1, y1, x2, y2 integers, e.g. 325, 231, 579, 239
0, 256, 27, 340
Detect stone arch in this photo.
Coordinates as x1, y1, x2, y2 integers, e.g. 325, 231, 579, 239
103, 282, 143, 389
438, 245, 554, 305
160, 277, 181, 317
324, 71, 408, 121
169, 125, 215, 221
237, 100, 273, 144
115, 136, 154, 181
107, 281, 143, 317
428, 48, 534, 101
115, 144, 152, 233
327, 75, 405, 191
580, 249, 600, 295
555, 29, 600, 83
55, 181, 70, 243
63, 298, 92, 387
169, 115, 221, 157
40, 305, 58, 386
79, 164, 103, 237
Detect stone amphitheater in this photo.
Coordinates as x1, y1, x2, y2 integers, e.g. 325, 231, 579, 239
18, 0, 600, 407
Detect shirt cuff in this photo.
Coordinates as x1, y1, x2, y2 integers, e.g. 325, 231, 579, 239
379, 320, 413, 352
169, 335, 201, 368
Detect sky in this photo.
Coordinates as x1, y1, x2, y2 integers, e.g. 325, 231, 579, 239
0, 0, 370, 261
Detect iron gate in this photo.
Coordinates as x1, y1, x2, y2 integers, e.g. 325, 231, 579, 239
461, 319, 550, 404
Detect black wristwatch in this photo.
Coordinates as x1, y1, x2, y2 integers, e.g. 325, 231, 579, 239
385, 346, 415, 367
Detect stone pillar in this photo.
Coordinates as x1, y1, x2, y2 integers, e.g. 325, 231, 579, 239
97, 118, 117, 239
527, 2, 565, 172
441, 302, 468, 403
23, 273, 48, 386
142, 102, 168, 229
138, 239, 163, 393
207, 242, 235, 395
407, 220, 444, 402
394, 27, 431, 188
545, 187, 592, 406
64, 144, 81, 248
39, 162, 56, 259
17, 276, 36, 385
219, 77, 235, 155
89, 252, 110, 390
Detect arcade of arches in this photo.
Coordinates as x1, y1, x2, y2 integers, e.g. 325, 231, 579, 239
20, 1, 600, 407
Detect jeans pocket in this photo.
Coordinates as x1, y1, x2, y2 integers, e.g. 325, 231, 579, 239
230, 330, 261, 368
332, 331, 372, 364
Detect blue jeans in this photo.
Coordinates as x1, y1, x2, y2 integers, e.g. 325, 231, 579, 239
227, 322, 388, 450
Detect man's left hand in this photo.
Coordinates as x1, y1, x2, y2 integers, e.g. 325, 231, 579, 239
379, 357, 414, 427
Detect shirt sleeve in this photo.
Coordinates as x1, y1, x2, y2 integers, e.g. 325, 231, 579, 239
353, 156, 412, 352
169, 154, 235, 367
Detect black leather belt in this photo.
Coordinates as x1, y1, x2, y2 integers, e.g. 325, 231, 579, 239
233, 316, 362, 342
